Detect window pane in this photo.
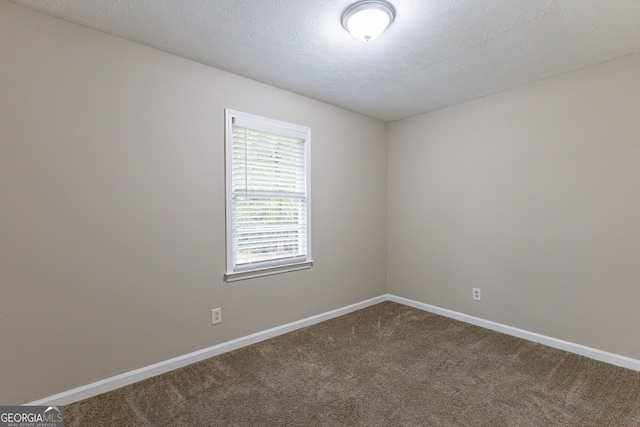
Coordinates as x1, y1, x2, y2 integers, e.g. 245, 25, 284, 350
234, 197, 306, 265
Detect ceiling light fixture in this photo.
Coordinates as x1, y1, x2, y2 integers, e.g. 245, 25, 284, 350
342, 0, 396, 42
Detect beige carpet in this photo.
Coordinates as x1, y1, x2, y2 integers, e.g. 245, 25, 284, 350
65, 301, 640, 426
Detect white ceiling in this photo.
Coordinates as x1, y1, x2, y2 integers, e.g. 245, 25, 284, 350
9, 0, 640, 122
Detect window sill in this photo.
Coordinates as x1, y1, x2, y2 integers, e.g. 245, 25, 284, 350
225, 260, 314, 282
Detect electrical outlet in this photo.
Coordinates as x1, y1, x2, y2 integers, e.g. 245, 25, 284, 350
211, 308, 222, 325
472, 288, 481, 301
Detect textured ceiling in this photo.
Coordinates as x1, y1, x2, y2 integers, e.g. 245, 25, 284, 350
9, 0, 640, 122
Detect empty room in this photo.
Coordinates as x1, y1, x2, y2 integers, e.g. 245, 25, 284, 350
1, 0, 639, 425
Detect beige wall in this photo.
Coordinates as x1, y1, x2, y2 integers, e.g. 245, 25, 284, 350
0, 1, 387, 404
388, 53, 640, 360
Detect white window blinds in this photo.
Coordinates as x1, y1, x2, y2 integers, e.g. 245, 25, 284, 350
225, 110, 312, 281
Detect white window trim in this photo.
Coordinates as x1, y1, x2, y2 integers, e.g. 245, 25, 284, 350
224, 109, 313, 282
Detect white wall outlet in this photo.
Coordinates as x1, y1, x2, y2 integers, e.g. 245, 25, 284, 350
472, 288, 481, 301
211, 308, 222, 325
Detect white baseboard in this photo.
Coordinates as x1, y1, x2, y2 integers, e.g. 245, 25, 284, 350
27, 293, 639, 406
387, 294, 640, 372
26, 295, 387, 406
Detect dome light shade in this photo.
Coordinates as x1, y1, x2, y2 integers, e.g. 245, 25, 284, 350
342, 0, 396, 41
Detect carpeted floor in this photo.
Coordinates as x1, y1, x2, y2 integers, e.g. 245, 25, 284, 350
64, 301, 640, 426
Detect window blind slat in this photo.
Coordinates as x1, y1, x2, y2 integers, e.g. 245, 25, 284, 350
233, 132, 304, 152
232, 159, 305, 175
232, 119, 308, 140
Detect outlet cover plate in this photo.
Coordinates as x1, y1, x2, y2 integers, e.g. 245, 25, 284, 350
211, 308, 222, 324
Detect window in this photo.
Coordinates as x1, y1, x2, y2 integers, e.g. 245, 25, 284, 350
225, 109, 312, 281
